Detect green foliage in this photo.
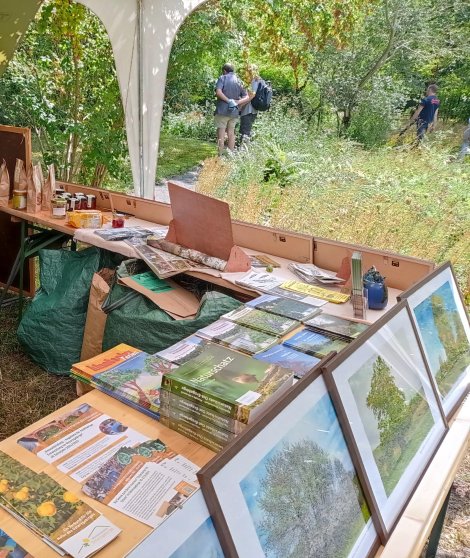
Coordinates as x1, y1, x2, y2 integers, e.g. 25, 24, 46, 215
0, 0, 128, 187
156, 135, 216, 180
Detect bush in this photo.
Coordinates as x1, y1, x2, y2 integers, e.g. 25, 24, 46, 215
347, 77, 408, 148
162, 104, 215, 141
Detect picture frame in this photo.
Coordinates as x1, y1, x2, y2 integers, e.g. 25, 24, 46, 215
125, 491, 224, 558
397, 261, 470, 419
198, 354, 380, 558
323, 301, 447, 542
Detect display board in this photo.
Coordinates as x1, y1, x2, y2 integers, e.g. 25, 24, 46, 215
0, 125, 34, 296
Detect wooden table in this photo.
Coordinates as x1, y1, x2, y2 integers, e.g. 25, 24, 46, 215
0, 390, 214, 558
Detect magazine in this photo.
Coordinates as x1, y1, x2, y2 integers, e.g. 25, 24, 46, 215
234, 270, 284, 292
0, 452, 120, 558
287, 263, 345, 284
156, 335, 209, 365
17, 403, 148, 483
196, 319, 278, 355
131, 240, 193, 279
304, 313, 369, 339
281, 280, 351, 304
82, 439, 199, 528
0, 529, 34, 558
246, 294, 322, 321
283, 329, 349, 358
254, 344, 320, 379
267, 285, 327, 307
222, 306, 300, 337
161, 343, 293, 424
71, 344, 176, 414
93, 227, 161, 241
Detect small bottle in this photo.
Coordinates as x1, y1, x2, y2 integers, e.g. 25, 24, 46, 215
86, 194, 97, 209
112, 212, 125, 228
12, 190, 27, 210
51, 197, 67, 219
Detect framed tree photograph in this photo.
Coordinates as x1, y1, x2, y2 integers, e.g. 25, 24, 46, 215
323, 301, 447, 541
398, 262, 470, 418
198, 357, 380, 558
125, 491, 224, 558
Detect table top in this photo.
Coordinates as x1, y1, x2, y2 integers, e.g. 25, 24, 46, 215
0, 204, 402, 324
0, 390, 214, 558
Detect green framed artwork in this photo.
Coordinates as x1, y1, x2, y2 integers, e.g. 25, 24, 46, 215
398, 262, 470, 418
323, 301, 447, 541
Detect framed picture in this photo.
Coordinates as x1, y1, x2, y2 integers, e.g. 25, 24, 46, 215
125, 491, 224, 558
323, 301, 447, 541
198, 356, 380, 558
398, 262, 470, 418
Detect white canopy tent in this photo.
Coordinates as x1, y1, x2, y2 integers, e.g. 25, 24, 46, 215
77, 0, 207, 198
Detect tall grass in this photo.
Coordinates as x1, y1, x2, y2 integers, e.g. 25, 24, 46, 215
197, 107, 470, 298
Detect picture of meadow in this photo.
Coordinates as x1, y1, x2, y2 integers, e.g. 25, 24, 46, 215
239, 393, 370, 558
348, 350, 435, 496
412, 281, 470, 399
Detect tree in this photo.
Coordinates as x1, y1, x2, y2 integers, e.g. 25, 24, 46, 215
255, 439, 365, 557
366, 356, 410, 449
0, 0, 129, 187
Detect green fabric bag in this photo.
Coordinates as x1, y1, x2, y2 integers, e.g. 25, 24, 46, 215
17, 247, 123, 375
102, 277, 242, 355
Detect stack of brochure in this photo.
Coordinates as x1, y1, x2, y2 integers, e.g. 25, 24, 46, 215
71, 344, 177, 418
287, 263, 345, 285
0, 451, 120, 557
159, 343, 294, 452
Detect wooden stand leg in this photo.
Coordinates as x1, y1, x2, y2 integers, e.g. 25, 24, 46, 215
425, 488, 452, 558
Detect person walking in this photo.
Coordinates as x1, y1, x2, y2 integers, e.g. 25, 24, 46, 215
214, 63, 248, 156
238, 64, 262, 145
410, 84, 440, 142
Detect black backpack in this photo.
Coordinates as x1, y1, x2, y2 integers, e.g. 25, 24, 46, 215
251, 80, 272, 111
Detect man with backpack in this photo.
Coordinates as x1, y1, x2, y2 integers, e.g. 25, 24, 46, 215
214, 63, 248, 155
238, 64, 272, 144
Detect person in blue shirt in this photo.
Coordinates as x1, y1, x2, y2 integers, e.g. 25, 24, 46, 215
411, 84, 440, 141
238, 64, 262, 145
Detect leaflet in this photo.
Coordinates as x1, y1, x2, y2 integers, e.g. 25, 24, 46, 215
17, 403, 148, 482
83, 441, 199, 528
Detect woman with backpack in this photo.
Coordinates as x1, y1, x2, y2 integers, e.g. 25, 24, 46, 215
238, 64, 263, 145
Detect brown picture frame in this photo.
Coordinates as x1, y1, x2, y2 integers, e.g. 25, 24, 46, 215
397, 261, 470, 419
197, 352, 381, 558
322, 300, 448, 543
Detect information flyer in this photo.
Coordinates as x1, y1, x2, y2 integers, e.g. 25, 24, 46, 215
17, 403, 148, 482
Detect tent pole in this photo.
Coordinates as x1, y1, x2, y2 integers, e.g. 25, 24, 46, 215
137, 0, 145, 198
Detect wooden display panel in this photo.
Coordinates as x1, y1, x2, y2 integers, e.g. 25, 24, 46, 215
0, 125, 34, 296
313, 236, 434, 290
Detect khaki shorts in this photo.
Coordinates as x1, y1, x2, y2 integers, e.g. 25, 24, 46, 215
215, 114, 239, 130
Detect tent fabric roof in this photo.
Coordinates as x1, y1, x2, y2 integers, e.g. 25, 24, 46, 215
0, 0, 42, 77
0, 0, 207, 198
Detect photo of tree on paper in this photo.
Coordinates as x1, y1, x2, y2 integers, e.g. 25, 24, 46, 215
348, 345, 435, 495
95, 354, 175, 411
412, 281, 470, 400
239, 393, 371, 558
